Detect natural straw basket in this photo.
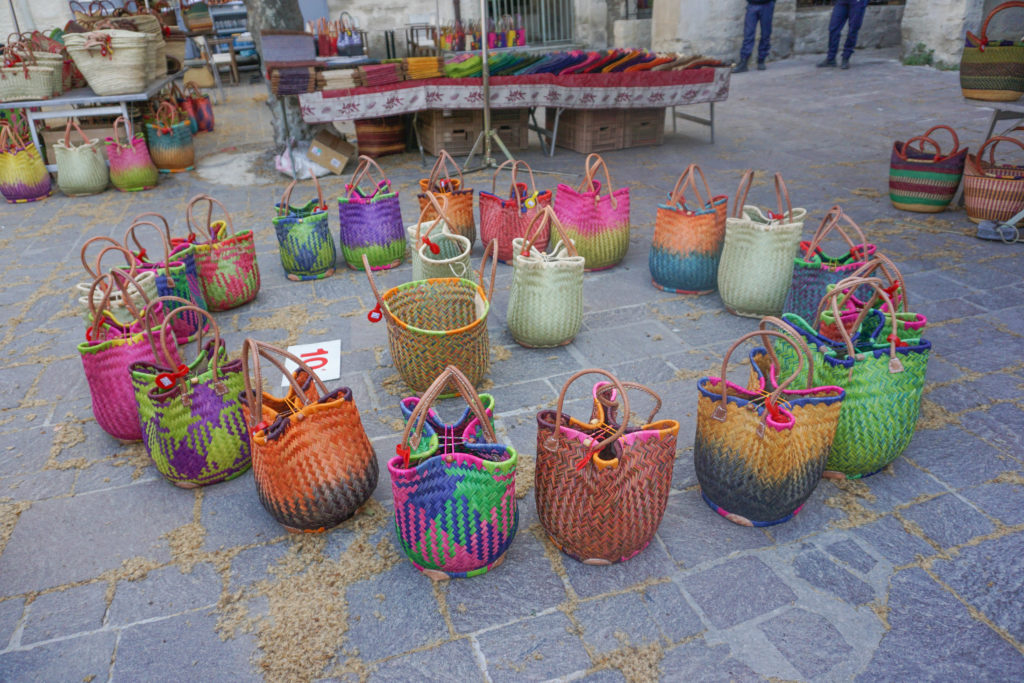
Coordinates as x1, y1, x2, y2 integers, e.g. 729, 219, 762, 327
507, 206, 585, 348
363, 242, 497, 395
0, 45, 55, 101
64, 30, 149, 95
406, 192, 472, 281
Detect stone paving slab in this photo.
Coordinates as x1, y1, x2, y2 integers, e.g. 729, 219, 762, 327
1, 48, 1023, 681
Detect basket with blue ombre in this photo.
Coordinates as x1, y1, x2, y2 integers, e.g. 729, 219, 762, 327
694, 319, 844, 527
649, 164, 727, 294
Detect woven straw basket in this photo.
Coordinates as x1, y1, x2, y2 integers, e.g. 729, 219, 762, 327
536, 370, 679, 564
649, 164, 728, 294
695, 323, 843, 527
717, 171, 806, 318
363, 242, 496, 395
241, 340, 379, 532
65, 30, 149, 95
418, 150, 476, 245
963, 135, 1024, 224
507, 207, 585, 348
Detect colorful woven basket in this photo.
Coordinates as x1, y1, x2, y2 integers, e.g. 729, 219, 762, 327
273, 175, 336, 281
105, 116, 159, 192
338, 155, 406, 270
418, 150, 476, 245
78, 271, 182, 441
145, 101, 195, 173
782, 206, 876, 323
398, 391, 496, 463
960, 1, 1024, 102
889, 125, 968, 213
390, 365, 518, 579
649, 163, 727, 294
553, 153, 631, 271
185, 194, 260, 310
694, 322, 844, 527
129, 303, 252, 487
507, 207, 585, 348
717, 171, 806, 318
779, 278, 931, 479
364, 243, 496, 395
0, 118, 52, 204
963, 135, 1024, 224
123, 218, 209, 342
536, 369, 678, 564
240, 340, 379, 532
479, 159, 553, 263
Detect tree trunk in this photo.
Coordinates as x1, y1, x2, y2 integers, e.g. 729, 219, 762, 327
243, 0, 316, 146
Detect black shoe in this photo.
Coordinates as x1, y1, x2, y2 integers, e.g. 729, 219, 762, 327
732, 62, 749, 74
817, 58, 836, 68
757, 61, 766, 71
840, 57, 850, 70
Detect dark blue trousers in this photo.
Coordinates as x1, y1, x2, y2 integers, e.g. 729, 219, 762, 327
827, 0, 868, 61
739, 2, 775, 63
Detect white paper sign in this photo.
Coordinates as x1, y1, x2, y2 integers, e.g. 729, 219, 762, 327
282, 340, 342, 386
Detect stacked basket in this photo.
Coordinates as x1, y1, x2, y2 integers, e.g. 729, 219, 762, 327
64, 30, 150, 96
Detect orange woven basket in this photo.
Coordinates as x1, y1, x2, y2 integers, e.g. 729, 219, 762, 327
240, 340, 378, 532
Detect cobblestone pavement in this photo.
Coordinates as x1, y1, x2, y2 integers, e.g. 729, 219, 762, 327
1, 49, 1023, 682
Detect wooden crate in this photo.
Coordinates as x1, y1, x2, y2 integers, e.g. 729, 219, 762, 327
546, 108, 624, 153
623, 108, 666, 149
490, 108, 529, 151
418, 109, 482, 156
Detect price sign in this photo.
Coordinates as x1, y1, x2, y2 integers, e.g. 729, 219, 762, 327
282, 340, 341, 386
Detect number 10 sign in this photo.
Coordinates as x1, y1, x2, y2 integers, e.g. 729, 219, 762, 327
283, 340, 342, 386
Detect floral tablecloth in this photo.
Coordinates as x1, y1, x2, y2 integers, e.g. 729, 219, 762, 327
299, 68, 731, 123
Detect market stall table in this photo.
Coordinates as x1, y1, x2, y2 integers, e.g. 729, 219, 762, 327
0, 72, 182, 172
298, 68, 731, 156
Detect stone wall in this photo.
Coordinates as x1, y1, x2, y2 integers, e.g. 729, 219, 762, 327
612, 18, 651, 50
574, 0, 609, 50
901, 0, 983, 68
794, 5, 904, 55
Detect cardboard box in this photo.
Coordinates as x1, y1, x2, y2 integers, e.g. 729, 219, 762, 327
307, 128, 356, 174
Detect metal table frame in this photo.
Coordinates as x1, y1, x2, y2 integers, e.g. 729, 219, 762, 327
1, 72, 181, 172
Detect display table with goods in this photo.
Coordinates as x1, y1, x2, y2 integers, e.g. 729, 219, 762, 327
299, 66, 731, 156
0, 72, 182, 173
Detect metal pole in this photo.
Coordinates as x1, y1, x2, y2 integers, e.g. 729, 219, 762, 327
6, 0, 21, 35
479, 0, 492, 165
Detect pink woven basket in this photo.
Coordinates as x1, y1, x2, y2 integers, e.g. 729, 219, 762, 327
479, 159, 552, 263
553, 153, 631, 271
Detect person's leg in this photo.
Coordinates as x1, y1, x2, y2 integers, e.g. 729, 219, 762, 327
826, 1, 850, 62
739, 5, 758, 62
735, 4, 758, 72
757, 2, 775, 67
842, 0, 868, 65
